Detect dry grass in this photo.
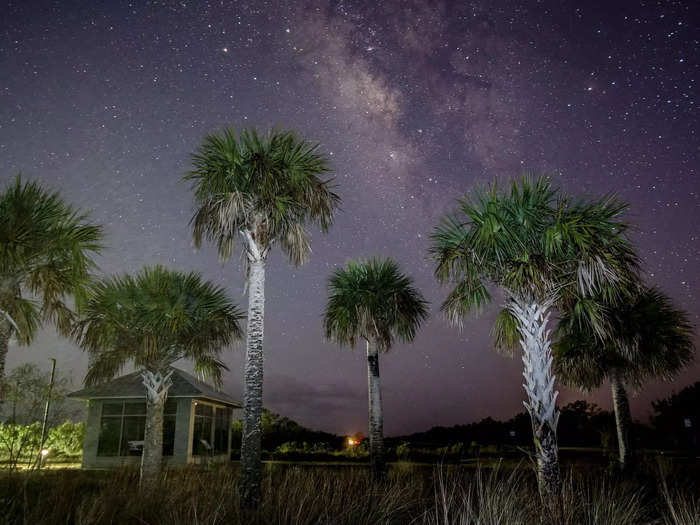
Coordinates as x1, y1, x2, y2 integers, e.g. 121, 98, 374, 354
0, 465, 425, 525
0, 463, 697, 524
660, 476, 700, 525
419, 464, 537, 524
557, 475, 650, 525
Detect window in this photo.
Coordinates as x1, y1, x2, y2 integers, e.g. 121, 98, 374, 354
97, 401, 144, 457
162, 399, 178, 456
192, 402, 231, 456
96, 399, 178, 457
192, 403, 213, 456
214, 407, 232, 454
97, 415, 121, 456
120, 410, 146, 456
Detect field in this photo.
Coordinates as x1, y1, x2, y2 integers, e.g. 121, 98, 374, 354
1, 459, 699, 525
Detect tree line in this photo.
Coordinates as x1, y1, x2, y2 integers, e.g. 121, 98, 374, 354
231, 388, 700, 461
0, 126, 695, 516
2, 373, 697, 468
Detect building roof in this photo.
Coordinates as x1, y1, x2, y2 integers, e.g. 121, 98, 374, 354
67, 367, 241, 407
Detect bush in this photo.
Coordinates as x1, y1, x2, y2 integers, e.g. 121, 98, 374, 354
46, 422, 85, 458
396, 441, 410, 459
0, 421, 84, 467
0, 422, 41, 469
269, 441, 368, 461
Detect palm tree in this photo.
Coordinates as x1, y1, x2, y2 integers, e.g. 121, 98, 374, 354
429, 176, 637, 508
185, 127, 340, 507
324, 258, 428, 480
555, 286, 695, 470
72, 265, 244, 485
0, 176, 103, 389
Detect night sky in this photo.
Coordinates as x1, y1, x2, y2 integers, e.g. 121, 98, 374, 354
1, 0, 698, 436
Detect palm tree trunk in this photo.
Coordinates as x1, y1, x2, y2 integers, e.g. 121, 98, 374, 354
366, 339, 386, 481
0, 318, 10, 396
240, 255, 266, 509
508, 297, 561, 512
140, 369, 172, 486
610, 369, 634, 471
1, 278, 21, 398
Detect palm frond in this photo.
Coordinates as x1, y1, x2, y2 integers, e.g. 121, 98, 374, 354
492, 307, 520, 355
555, 285, 695, 390
323, 258, 428, 352
74, 265, 244, 385
429, 174, 639, 343
0, 175, 104, 345
185, 127, 339, 265
440, 275, 491, 327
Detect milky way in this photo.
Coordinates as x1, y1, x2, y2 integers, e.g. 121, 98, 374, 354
1, 0, 698, 435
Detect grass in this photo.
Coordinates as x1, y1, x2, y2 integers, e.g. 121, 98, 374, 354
0, 462, 698, 524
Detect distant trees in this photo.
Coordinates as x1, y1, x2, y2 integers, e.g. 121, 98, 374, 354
231, 409, 345, 452
186, 127, 339, 508
1, 363, 80, 426
392, 401, 614, 451
556, 286, 695, 470
73, 265, 244, 485
430, 176, 637, 509
228, 402, 617, 459
0, 177, 103, 388
651, 381, 700, 450
556, 400, 615, 450
324, 258, 428, 480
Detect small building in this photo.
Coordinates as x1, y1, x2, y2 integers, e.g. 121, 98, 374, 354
68, 367, 242, 469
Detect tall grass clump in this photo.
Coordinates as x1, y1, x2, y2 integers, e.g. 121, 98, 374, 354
0, 465, 425, 525
0, 463, 698, 524
421, 464, 655, 525
420, 464, 537, 524
660, 476, 700, 525
557, 474, 649, 525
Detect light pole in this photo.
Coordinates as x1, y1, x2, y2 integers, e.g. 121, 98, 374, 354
36, 358, 56, 469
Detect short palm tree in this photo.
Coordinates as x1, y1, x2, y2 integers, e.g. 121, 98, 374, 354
324, 258, 428, 480
0, 176, 103, 388
72, 265, 244, 485
185, 127, 340, 507
555, 286, 695, 470
429, 176, 637, 507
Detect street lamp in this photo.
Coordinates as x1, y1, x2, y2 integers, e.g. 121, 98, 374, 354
39, 448, 49, 468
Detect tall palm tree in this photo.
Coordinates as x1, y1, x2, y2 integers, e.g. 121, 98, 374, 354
0, 176, 103, 389
185, 127, 340, 507
555, 286, 695, 470
430, 176, 637, 508
72, 265, 244, 485
324, 258, 428, 480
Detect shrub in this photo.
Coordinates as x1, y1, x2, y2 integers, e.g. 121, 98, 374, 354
0, 422, 41, 469
396, 441, 410, 459
46, 422, 85, 458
